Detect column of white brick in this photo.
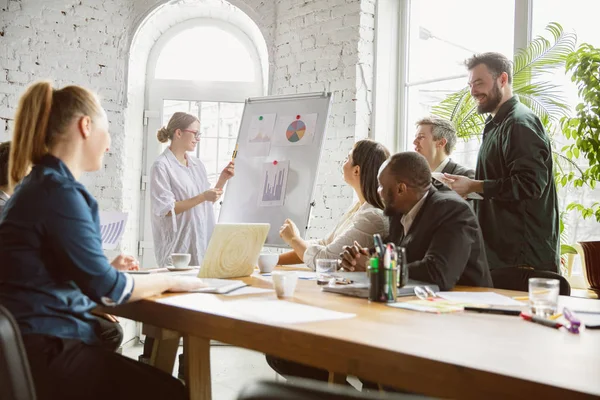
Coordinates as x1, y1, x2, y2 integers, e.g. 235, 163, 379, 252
272, 0, 364, 240
0, 0, 134, 256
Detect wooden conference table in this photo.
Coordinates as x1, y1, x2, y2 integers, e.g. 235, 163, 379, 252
106, 269, 600, 400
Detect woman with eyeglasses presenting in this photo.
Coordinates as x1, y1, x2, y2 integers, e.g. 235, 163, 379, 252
150, 112, 235, 268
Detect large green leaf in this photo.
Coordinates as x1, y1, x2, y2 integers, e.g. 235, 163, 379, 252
513, 22, 577, 85
430, 88, 485, 139
560, 244, 578, 255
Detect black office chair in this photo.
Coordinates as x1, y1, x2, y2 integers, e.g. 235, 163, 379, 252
237, 379, 430, 400
491, 267, 571, 295
0, 305, 36, 400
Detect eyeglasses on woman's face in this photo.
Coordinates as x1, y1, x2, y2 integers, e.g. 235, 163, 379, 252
182, 129, 201, 140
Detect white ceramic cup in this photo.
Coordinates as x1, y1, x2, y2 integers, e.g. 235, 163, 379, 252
272, 271, 298, 299
171, 253, 191, 269
258, 253, 279, 273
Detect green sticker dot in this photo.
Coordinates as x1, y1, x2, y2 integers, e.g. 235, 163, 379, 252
259, 116, 263, 120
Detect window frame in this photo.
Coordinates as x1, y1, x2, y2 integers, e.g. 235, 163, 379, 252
374, 0, 533, 152
146, 17, 263, 86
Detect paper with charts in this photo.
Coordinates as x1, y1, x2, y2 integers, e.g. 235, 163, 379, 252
246, 113, 276, 157
273, 113, 318, 147
98, 211, 128, 250
258, 160, 289, 207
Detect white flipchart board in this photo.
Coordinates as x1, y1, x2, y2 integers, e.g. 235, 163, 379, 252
219, 92, 332, 246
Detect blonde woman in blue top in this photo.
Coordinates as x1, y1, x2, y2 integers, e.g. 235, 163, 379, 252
0, 81, 205, 400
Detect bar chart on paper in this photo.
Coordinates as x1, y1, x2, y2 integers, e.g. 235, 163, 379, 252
98, 211, 128, 250
258, 160, 290, 207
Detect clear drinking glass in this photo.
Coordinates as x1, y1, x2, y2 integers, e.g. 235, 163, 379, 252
316, 259, 338, 286
528, 278, 560, 317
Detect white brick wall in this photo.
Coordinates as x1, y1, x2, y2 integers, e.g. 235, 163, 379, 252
272, 0, 375, 239
0, 0, 375, 247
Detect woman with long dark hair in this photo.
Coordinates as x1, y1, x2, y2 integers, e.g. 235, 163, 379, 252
278, 139, 390, 269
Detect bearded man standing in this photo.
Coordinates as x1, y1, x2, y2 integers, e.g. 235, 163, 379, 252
443, 52, 561, 292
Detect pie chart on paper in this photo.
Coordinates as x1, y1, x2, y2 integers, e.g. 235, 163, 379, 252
286, 120, 306, 143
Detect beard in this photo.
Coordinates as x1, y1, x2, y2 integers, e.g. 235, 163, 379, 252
383, 188, 397, 217
476, 80, 502, 114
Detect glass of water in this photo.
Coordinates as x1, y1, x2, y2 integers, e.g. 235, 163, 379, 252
528, 278, 560, 317
316, 259, 339, 286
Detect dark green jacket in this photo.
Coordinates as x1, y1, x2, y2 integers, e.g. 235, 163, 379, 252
474, 96, 559, 272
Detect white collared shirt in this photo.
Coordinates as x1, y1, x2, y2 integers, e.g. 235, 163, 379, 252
400, 192, 429, 236
150, 148, 215, 267
433, 157, 451, 173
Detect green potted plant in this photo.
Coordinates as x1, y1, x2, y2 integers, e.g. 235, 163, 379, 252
557, 43, 600, 294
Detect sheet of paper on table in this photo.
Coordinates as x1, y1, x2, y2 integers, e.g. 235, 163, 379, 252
227, 298, 356, 324
436, 291, 525, 307
156, 294, 355, 324
222, 286, 274, 296
257, 271, 317, 280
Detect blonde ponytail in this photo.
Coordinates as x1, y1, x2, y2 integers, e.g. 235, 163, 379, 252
9, 80, 101, 188
9, 81, 53, 188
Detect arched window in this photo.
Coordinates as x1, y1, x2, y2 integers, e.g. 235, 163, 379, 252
155, 26, 256, 82
145, 18, 265, 186
137, 14, 268, 268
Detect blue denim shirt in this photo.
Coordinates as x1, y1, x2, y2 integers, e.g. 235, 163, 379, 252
0, 155, 130, 345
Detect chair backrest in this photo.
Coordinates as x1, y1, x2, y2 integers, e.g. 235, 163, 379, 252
0, 305, 36, 400
237, 379, 428, 400
533, 271, 571, 296
491, 268, 571, 296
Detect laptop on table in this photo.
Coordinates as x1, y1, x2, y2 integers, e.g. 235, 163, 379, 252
193, 223, 270, 294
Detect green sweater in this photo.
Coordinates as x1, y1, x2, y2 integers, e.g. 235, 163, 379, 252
474, 96, 559, 272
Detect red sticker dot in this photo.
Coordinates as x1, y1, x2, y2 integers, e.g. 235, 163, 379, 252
273, 160, 278, 165
296, 115, 301, 119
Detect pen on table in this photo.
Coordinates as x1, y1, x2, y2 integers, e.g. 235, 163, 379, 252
463, 306, 522, 316
513, 290, 551, 301
520, 312, 563, 329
